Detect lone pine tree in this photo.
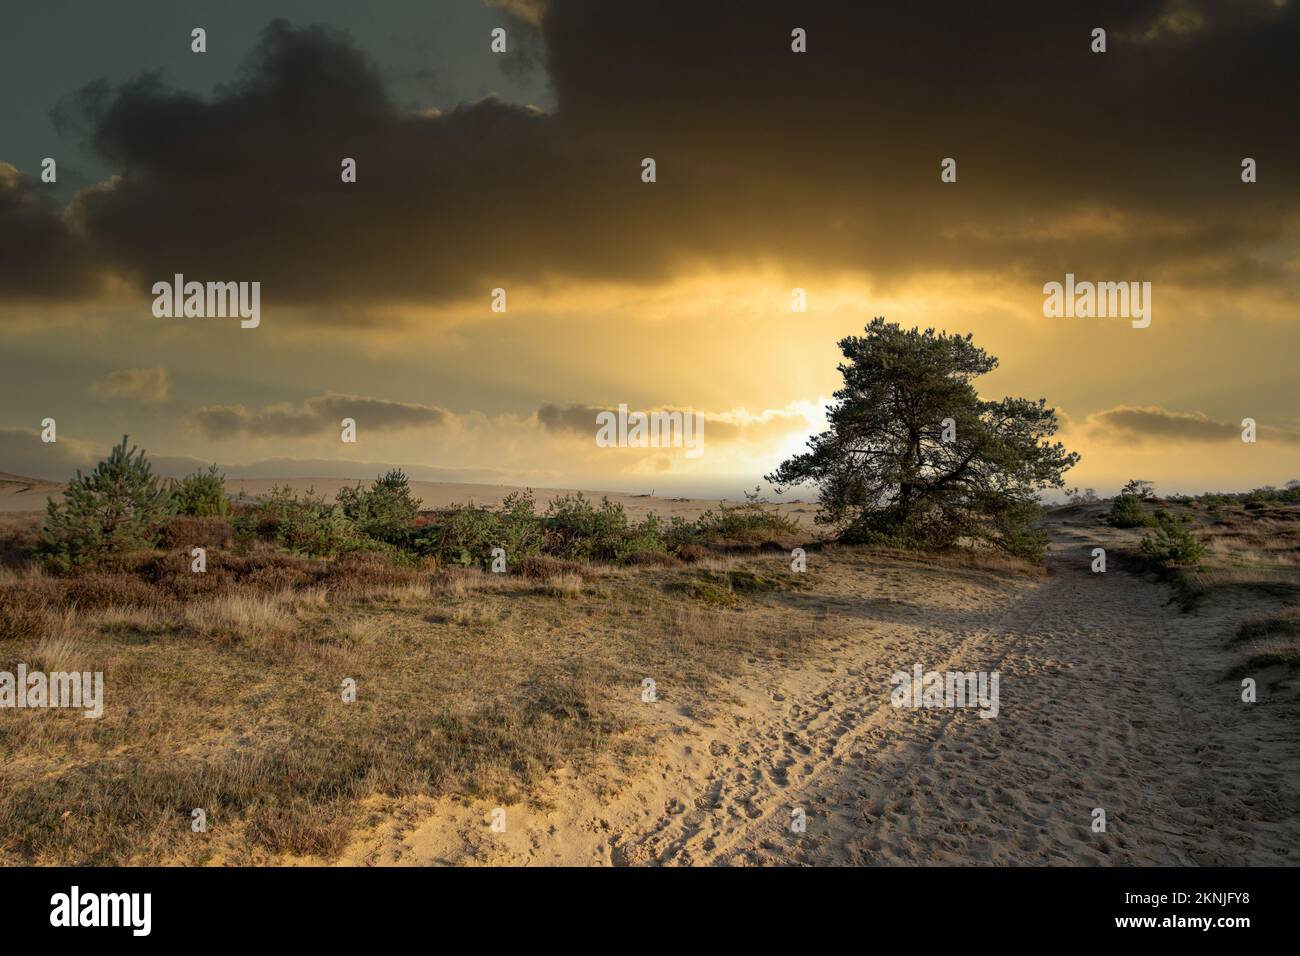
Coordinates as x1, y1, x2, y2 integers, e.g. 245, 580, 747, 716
40, 435, 173, 571
767, 318, 1079, 561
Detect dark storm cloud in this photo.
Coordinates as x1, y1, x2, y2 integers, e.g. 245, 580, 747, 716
189, 392, 449, 439
0, 164, 102, 300
5, 1, 1298, 307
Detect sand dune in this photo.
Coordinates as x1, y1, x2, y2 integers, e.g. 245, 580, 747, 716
337, 514, 1300, 866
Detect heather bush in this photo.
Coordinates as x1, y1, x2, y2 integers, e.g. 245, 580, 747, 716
625, 549, 682, 567
60, 572, 168, 610
160, 515, 235, 550
675, 542, 714, 563
512, 554, 584, 580
0, 595, 48, 641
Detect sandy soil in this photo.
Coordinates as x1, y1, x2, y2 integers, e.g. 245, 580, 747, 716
337, 515, 1300, 866
0, 473, 62, 513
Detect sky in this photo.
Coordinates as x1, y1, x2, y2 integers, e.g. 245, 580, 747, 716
2, 0, 1298, 499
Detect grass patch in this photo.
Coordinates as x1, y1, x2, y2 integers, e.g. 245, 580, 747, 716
668, 578, 741, 607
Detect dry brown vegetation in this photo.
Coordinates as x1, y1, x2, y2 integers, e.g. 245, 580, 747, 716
6, 487, 1296, 866
0, 528, 853, 865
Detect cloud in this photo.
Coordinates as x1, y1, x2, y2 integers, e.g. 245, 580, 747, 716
536, 401, 814, 445
3, 3, 1297, 311
536, 402, 602, 434
188, 393, 449, 439
1084, 405, 1300, 445
703, 408, 816, 445
89, 366, 171, 405
0, 164, 100, 301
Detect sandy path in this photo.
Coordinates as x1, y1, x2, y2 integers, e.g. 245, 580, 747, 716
340, 526, 1300, 866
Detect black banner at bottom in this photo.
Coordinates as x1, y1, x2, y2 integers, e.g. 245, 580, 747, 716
0, 865, 1285, 942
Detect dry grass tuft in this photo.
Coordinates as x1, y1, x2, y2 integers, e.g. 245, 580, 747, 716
539, 573, 584, 597
30, 631, 81, 674
338, 616, 383, 645
183, 591, 297, 643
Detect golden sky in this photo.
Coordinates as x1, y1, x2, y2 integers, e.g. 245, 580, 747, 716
2, 1, 1298, 497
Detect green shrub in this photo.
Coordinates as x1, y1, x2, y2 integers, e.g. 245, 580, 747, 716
1140, 510, 1205, 567
336, 469, 421, 544
543, 493, 666, 562
431, 503, 501, 567
170, 464, 229, 517
254, 486, 370, 558
1107, 495, 1155, 529
39, 436, 173, 572
238, 484, 792, 570
391, 499, 525, 569
497, 491, 546, 559
984, 498, 1049, 563
543, 493, 620, 560
1120, 479, 1155, 499
689, 489, 800, 543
